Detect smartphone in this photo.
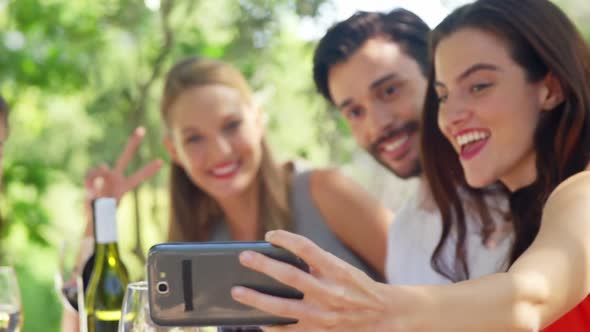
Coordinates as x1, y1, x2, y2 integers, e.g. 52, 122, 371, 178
147, 241, 308, 327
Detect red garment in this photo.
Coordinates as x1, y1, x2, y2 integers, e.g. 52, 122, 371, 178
543, 295, 590, 331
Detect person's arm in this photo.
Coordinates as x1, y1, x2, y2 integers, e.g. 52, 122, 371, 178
401, 170, 590, 331
308, 168, 393, 276
232, 171, 590, 332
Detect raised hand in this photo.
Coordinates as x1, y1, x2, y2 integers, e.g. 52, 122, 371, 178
85, 126, 163, 202
232, 230, 398, 332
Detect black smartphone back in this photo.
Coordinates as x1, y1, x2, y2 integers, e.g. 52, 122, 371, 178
147, 241, 307, 327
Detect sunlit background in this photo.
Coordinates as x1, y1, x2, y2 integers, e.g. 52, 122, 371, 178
0, 0, 588, 330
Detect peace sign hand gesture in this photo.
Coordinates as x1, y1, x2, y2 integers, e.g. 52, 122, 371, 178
82, 127, 163, 237
85, 127, 163, 202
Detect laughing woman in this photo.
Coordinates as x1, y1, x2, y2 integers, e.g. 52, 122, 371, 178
158, 57, 389, 278
232, 0, 590, 331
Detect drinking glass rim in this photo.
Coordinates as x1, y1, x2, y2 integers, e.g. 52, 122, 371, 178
127, 280, 148, 291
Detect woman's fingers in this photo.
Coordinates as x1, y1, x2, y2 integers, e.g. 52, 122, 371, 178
265, 230, 353, 277
83, 164, 110, 196
261, 327, 285, 332
262, 325, 296, 332
239, 251, 325, 296
114, 126, 145, 174
84, 167, 102, 191
125, 159, 163, 190
233, 284, 353, 332
84, 126, 161, 201
235, 233, 392, 332
231, 286, 322, 323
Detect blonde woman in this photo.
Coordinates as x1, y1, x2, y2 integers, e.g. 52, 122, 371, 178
159, 57, 389, 277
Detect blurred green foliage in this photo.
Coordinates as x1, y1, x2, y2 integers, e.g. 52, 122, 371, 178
0, 0, 588, 330
0, 0, 350, 330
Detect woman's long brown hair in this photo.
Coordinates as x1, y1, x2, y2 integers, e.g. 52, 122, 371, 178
421, 0, 590, 281
161, 57, 292, 241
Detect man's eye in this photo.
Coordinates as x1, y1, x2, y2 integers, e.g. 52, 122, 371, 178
347, 107, 364, 119
378, 84, 398, 101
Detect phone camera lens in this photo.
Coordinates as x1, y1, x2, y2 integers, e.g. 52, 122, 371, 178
157, 281, 169, 294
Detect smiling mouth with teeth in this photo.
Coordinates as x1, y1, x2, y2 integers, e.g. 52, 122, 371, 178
383, 134, 409, 152
456, 131, 490, 149
371, 122, 420, 157
210, 161, 241, 178
455, 130, 491, 155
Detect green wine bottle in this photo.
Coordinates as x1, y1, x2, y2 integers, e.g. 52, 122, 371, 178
84, 198, 129, 332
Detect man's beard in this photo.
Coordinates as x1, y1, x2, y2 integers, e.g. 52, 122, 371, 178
369, 121, 422, 179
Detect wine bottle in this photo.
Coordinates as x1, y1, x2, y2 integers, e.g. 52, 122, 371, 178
84, 198, 129, 332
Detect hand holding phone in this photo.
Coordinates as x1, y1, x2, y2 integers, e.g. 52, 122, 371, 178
147, 241, 308, 327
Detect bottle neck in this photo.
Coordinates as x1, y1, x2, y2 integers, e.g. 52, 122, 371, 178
94, 242, 122, 264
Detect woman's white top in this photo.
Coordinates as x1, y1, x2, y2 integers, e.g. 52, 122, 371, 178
386, 188, 513, 285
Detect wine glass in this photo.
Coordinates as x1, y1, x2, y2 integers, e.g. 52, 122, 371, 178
55, 240, 80, 311
0, 266, 22, 332
55, 238, 94, 312
119, 281, 206, 332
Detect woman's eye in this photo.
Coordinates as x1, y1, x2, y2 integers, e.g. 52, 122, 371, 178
437, 94, 448, 103
224, 120, 242, 131
384, 84, 396, 96
185, 135, 202, 144
470, 83, 493, 93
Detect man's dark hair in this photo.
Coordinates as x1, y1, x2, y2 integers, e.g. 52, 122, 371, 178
313, 8, 431, 104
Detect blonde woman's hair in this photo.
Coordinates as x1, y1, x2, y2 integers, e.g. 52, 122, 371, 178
161, 57, 292, 241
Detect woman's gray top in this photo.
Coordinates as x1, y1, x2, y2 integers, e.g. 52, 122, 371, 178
210, 168, 379, 280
